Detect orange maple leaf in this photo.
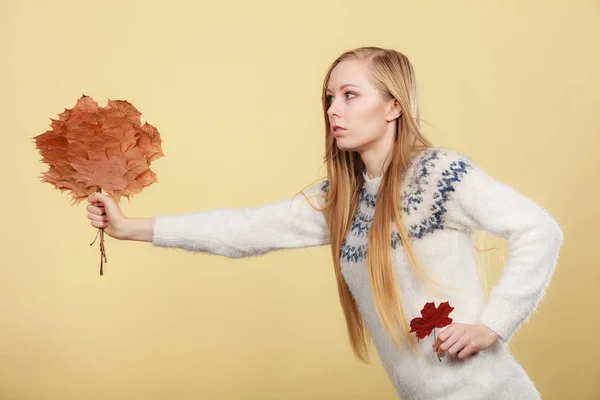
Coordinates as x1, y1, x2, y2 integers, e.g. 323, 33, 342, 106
34, 94, 164, 204
34, 94, 165, 275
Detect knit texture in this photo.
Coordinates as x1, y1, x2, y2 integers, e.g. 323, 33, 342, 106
152, 148, 563, 400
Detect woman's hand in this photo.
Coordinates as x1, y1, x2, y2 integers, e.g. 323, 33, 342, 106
86, 193, 128, 239
86, 193, 154, 242
432, 323, 499, 359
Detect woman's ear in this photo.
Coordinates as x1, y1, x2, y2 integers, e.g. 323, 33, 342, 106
386, 99, 402, 122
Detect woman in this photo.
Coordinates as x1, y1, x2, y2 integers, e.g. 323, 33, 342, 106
86, 47, 563, 399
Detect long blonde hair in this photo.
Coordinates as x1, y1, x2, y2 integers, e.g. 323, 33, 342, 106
317, 47, 433, 362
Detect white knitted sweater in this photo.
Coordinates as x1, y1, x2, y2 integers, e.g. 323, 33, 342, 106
152, 148, 563, 400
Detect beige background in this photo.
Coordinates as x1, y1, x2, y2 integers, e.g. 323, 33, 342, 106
1, 0, 598, 399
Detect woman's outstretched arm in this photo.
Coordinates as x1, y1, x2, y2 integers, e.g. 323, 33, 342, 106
86, 181, 330, 258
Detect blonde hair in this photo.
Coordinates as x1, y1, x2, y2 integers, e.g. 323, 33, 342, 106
310, 47, 437, 362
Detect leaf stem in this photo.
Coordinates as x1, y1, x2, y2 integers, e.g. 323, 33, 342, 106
89, 188, 107, 275
433, 328, 441, 362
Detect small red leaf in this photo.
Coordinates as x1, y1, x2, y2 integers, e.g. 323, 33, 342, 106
409, 301, 454, 339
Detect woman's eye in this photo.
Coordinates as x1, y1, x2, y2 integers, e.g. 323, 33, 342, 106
326, 92, 355, 103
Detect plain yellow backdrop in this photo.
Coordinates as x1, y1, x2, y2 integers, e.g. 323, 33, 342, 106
1, 0, 598, 399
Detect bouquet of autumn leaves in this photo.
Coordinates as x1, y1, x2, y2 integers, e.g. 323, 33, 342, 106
34, 95, 164, 275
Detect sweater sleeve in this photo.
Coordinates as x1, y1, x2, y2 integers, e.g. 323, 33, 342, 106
445, 153, 563, 341
151, 180, 330, 258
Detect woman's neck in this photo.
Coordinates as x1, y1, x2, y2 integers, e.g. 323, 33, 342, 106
359, 138, 395, 179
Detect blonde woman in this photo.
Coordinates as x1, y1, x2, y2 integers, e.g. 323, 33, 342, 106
86, 47, 563, 399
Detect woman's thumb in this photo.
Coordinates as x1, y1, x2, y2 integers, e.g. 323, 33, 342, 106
88, 193, 122, 218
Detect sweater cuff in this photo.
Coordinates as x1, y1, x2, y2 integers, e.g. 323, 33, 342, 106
152, 215, 187, 248
477, 298, 524, 342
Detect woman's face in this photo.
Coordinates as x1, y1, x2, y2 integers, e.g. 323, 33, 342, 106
326, 59, 400, 152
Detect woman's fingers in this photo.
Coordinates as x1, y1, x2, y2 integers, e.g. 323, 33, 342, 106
85, 193, 128, 239
436, 332, 460, 358
447, 336, 470, 356
87, 204, 105, 216
91, 220, 109, 229
87, 212, 107, 222
457, 343, 478, 359
87, 194, 102, 204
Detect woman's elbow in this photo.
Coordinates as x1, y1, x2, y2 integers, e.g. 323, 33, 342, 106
541, 215, 564, 251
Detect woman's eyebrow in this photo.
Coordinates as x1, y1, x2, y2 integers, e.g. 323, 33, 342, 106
326, 84, 360, 93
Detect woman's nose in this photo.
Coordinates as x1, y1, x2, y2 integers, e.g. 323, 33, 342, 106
327, 103, 340, 117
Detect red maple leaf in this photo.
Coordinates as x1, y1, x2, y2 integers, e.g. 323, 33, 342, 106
409, 301, 454, 339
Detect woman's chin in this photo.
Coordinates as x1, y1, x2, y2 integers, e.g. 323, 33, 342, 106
335, 138, 358, 152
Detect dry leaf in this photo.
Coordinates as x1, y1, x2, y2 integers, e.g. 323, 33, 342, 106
34, 94, 165, 204
34, 94, 165, 275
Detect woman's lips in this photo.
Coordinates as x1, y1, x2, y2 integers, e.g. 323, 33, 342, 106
332, 126, 347, 137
